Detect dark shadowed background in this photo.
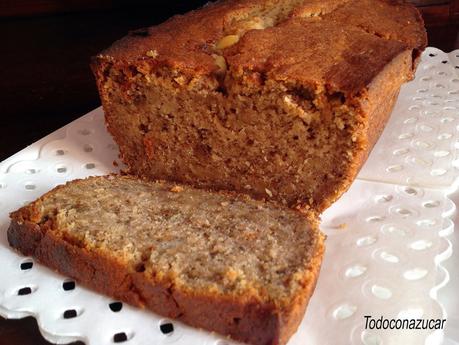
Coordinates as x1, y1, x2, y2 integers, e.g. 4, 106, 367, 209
0, 1, 458, 344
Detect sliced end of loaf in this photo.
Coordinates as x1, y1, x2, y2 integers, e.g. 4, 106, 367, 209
91, 0, 425, 212
8, 175, 324, 345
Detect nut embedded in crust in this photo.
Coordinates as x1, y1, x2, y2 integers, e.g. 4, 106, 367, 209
216, 35, 240, 50
212, 54, 227, 71
146, 49, 158, 58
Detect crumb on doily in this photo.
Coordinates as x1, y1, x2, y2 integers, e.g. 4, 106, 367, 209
336, 223, 348, 230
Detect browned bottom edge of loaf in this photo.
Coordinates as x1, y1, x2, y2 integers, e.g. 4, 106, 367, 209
7, 219, 325, 345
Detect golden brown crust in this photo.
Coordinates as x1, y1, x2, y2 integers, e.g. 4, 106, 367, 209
323, 0, 427, 58
224, 18, 405, 95
93, 0, 426, 93
8, 177, 325, 345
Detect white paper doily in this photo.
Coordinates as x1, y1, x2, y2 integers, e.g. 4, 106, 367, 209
359, 47, 459, 190
300, 181, 454, 345
0, 48, 457, 345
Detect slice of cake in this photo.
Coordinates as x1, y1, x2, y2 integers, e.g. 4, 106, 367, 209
8, 175, 324, 345
91, 0, 426, 212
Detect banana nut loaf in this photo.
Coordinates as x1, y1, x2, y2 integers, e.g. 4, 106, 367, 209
92, 0, 427, 212
8, 175, 324, 345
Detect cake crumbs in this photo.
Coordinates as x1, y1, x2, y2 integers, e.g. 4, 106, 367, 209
336, 223, 348, 230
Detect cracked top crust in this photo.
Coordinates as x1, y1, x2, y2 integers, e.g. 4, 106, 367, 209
95, 0, 426, 95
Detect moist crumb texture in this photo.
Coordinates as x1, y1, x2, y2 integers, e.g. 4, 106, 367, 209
8, 175, 324, 345
92, 0, 426, 212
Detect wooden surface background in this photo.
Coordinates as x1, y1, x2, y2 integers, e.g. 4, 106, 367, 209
0, 1, 458, 344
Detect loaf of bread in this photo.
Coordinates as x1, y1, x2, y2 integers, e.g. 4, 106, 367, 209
92, 0, 426, 212
8, 175, 324, 345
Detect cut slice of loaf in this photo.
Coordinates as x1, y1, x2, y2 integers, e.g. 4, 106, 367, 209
92, 0, 426, 212
8, 175, 324, 345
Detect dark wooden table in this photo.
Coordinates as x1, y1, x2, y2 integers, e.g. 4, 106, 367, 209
0, 3, 458, 344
